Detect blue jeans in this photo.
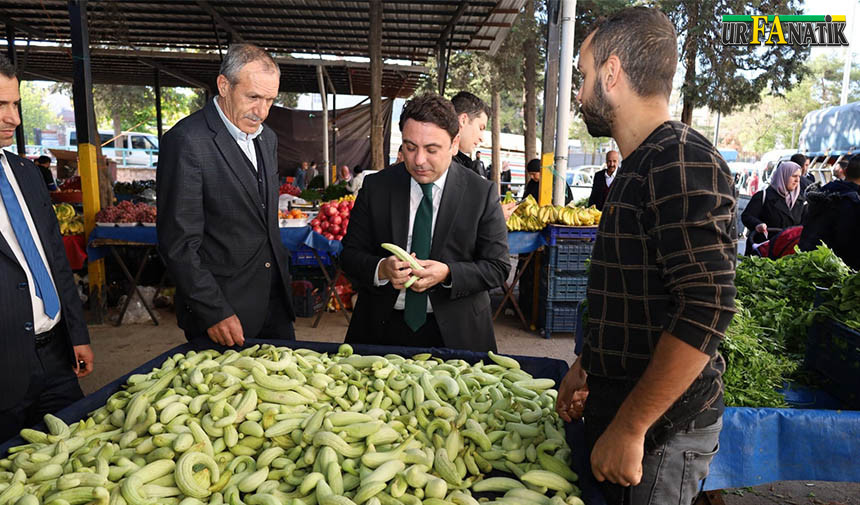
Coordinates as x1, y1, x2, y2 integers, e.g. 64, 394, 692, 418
587, 415, 722, 505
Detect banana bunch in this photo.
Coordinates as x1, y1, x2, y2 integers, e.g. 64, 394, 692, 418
502, 190, 516, 204
506, 200, 603, 231
556, 205, 602, 226
506, 213, 545, 231
335, 194, 356, 203
54, 203, 85, 236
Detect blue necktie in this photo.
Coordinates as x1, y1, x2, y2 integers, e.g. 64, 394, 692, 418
0, 158, 60, 319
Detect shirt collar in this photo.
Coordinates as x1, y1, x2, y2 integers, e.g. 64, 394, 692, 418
213, 96, 263, 142
410, 166, 449, 195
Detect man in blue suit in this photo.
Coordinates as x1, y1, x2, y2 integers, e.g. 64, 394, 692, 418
0, 54, 93, 442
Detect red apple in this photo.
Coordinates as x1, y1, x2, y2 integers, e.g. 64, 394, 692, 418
324, 233, 334, 240
310, 218, 320, 227
320, 221, 330, 231
342, 219, 349, 230
339, 210, 350, 219
313, 226, 322, 234
348, 200, 355, 209
331, 215, 342, 225
325, 205, 338, 216
338, 201, 349, 211
329, 224, 341, 235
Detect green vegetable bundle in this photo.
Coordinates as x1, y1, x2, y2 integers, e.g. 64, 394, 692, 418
0, 345, 583, 505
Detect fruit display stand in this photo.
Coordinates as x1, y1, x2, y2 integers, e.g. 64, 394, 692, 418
86, 225, 345, 327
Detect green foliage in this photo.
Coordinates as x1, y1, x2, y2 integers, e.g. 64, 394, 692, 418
721, 301, 799, 408
52, 83, 205, 134
735, 246, 852, 355
721, 55, 860, 153
20, 82, 60, 143
658, 0, 809, 119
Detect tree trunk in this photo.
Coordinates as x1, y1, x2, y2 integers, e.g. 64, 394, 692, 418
680, 2, 699, 125
492, 89, 501, 196
523, 0, 537, 161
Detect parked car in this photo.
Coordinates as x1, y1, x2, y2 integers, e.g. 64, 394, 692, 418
67, 130, 159, 167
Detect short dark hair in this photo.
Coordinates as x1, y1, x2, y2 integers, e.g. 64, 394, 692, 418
790, 153, 807, 166
526, 159, 541, 173
586, 7, 677, 100
0, 53, 16, 79
838, 160, 848, 169
399, 93, 459, 141
451, 91, 490, 120
36, 155, 51, 165
846, 157, 860, 180
353, 165, 364, 175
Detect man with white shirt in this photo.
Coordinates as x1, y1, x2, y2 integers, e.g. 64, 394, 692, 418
341, 94, 510, 351
157, 44, 295, 346
0, 54, 93, 442
588, 150, 620, 210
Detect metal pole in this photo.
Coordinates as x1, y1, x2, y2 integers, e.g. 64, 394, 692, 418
541, 0, 560, 157
839, 0, 856, 106
553, 0, 576, 205
317, 65, 330, 187
491, 89, 501, 195
712, 109, 721, 146
369, 0, 384, 170
69, 0, 105, 322
332, 92, 337, 169
154, 69, 163, 141
6, 26, 26, 156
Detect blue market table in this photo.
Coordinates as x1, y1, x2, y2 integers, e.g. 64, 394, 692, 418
86, 225, 345, 326
494, 231, 547, 330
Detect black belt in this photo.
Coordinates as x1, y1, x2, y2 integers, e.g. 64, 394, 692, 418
34, 327, 58, 348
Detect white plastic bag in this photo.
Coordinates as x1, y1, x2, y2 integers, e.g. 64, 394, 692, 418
115, 286, 159, 324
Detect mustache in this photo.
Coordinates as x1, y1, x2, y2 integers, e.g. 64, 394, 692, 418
243, 113, 263, 122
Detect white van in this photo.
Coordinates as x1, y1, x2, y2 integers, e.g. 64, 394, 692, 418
67, 130, 159, 167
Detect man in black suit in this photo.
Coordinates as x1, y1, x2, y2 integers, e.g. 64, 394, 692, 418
0, 55, 93, 442
341, 94, 510, 352
587, 150, 620, 210
158, 44, 295, 347
451, 91, 489, 177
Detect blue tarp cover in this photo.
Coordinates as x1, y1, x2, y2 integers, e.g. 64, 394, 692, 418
507, 231, 546, 255
86, 225, 343, 261
799, 101, 860, 156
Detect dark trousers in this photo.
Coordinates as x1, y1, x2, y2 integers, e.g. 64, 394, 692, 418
381, 310, 444, 348
0, 330, 84, 443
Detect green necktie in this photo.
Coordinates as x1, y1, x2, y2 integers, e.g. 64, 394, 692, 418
404, 182, 434, 332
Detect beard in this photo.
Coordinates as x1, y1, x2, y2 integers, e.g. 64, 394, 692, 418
579, 76, 614, 138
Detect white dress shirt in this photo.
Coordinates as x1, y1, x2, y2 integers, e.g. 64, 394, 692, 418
605, 170, 616, 187
213, 97, 263, 170
374, 169, 450, 312
0, 151, 61, 334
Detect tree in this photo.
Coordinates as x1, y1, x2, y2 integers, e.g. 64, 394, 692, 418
658, 0, 810, 125
20, 82, 60, 144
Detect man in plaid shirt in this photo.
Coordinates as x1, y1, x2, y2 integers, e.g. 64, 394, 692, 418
555, 7, 738, 505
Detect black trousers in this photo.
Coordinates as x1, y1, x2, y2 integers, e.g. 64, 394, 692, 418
0, 329, 84, 443
381, 310, 444, 348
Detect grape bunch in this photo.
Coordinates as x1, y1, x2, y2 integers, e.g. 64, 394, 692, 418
96, 201, 157, 224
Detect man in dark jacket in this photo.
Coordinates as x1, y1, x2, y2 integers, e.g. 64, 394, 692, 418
0, 54, 93, 442
791, 153, 814, 190
799, 156, 860, 269
157, 44, 295, 346
451, 91, 489, 176
587, 150, 620, 210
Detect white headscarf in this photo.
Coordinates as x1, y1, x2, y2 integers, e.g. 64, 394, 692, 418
770, 161, 801, 209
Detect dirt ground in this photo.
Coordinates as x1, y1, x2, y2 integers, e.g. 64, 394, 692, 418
79, 308, 859, 505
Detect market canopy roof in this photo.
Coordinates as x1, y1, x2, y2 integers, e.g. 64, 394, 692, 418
0, 0, 523, 95
9, 45, 426, 97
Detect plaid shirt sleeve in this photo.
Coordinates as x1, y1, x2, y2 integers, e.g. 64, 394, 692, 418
644, 140, 738, 357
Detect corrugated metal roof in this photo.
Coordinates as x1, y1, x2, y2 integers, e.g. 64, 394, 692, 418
8, 45, 426, 97
0, 1, 523, 59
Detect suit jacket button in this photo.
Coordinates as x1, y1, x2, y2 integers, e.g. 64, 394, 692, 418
265, 262, 271, 268
18, 282, 27, 290
24, 322, 33, 331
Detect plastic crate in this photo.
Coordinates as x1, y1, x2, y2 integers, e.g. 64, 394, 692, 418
547, 242, 593, 272
543, 301, 579, 338
546, 273, 589, 302
806, 318, 860, 407
291, 280, 324, 318
290, 247, 332, 267
543, 224, 597, 245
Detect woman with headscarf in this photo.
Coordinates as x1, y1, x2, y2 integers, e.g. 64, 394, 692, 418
741, 161, 807, 255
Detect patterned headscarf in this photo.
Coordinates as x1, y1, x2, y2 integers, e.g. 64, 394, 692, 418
770, 161, 801, 209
